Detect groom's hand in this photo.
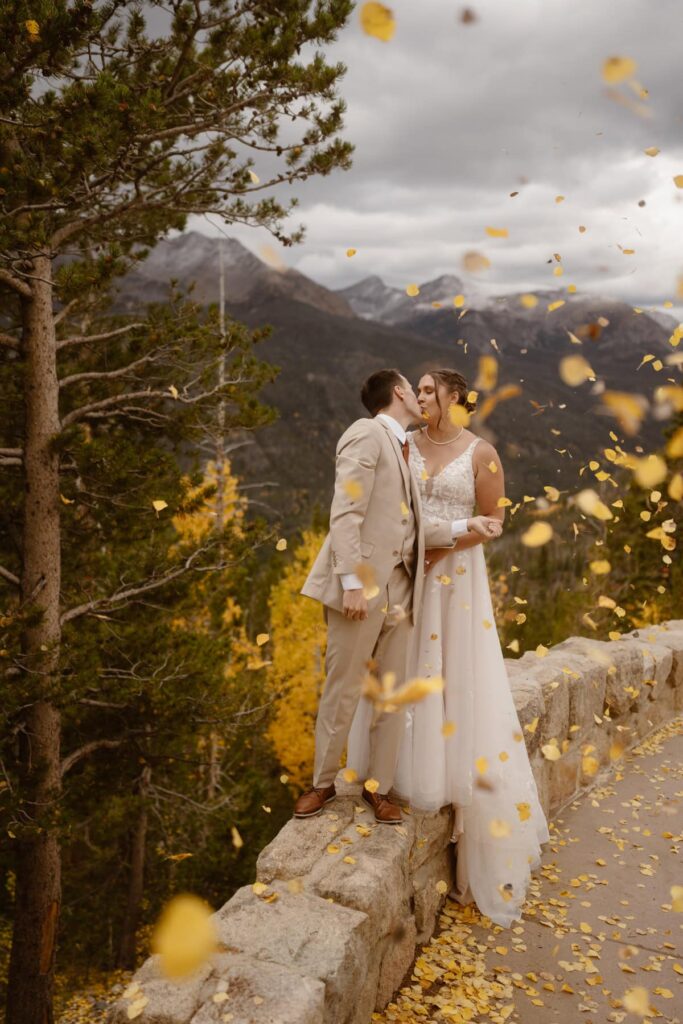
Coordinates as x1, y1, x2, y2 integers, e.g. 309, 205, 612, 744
467, 515, 503, 539
343, 589, 369, 621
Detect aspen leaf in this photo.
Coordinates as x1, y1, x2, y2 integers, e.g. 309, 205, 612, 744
547, 299, 565, 312
602, 56, 637, 83
169, 384, 179, 399
576, 488, 613, 521
276, 538, 287, 551
441, 721, 456, 737
435, 879, 448, 894
152, 894, 216, 979
248, 169, 260, 184
346, 248, 357, 257
152, 499, 168, 513
589, 560, 611, 575
359, 2, 396, 41
405, 283, 420, 296
256, 633, 269, 646
485, 226, 509, 238
463, 251, 491, 273
344, 479, 363, 501
541, 742, 561, 761
521, 522, 553, 547
622, 986, 650, 1015
520, 293, 538, 308
517, 802, 531, 821
560, 355, 594, 386
364, 778, 380, 793
644, 146, 660, 156
489, 819, 512, 838
230, 826, 243, 849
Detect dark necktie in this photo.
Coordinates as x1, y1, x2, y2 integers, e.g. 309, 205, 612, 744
401, 439, 410, 465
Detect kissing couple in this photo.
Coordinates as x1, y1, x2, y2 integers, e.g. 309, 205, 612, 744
295, 367, 549, 927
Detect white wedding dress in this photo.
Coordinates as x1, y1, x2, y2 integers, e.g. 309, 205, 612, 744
347, 433, 550, 928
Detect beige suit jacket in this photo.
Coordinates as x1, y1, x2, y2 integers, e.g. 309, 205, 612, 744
301, 416, 454, 622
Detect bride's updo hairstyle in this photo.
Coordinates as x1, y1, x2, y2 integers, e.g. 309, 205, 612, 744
427, 368, 476, 429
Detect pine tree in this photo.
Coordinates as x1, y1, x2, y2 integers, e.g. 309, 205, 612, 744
0, 3, 353, 1019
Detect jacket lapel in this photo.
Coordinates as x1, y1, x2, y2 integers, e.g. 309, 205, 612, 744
376, 418, 412, 499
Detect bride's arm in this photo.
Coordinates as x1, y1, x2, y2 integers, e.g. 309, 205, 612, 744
424, 442, 506, 571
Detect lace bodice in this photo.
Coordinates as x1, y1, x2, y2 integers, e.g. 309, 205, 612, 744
408, 432, 481, 520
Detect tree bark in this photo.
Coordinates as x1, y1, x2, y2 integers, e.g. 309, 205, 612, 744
6, 255, 62, 1024
116, 764, 151, 969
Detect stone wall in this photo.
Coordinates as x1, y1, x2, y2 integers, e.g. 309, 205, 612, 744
109, 620, 683, 1024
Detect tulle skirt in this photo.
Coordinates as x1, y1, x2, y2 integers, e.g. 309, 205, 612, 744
347, 543, 550, 928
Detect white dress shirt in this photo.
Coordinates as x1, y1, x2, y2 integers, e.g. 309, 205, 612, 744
341, 413, 470, 590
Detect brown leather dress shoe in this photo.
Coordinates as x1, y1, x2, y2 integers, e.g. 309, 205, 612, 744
362, 786, 402, 824
293, 783, 336, 819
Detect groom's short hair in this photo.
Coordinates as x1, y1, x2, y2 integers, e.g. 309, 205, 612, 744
361, 368, 405, 416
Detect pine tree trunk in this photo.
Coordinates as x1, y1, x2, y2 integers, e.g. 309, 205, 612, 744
117, 766, 150, 969
6, 255, 62, 1024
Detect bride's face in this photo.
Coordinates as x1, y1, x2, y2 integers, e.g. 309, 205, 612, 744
417, 375, 456, 428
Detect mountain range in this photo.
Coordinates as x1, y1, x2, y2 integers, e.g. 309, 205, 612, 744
115, 231, 680, 524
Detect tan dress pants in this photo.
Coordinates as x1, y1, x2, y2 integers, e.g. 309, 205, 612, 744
313, 564, 413, 793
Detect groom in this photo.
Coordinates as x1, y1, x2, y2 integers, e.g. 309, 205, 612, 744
295, 369, 501, 824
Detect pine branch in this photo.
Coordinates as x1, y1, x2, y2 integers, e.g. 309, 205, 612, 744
60, 545, 232, 625
59, 351, 160, 388
57, 322, 145, 351
60, 739, 124, 778
0, 332, 20, 350
0, 268, 32, 298
0, 565, 20, 587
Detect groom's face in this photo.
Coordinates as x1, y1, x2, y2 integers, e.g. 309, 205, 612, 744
399, 376, 423, 423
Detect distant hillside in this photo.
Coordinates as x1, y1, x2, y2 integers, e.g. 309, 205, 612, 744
115, 233, 680, 525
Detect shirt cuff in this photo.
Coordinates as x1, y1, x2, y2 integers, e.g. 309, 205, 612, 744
341, 572, 364, 590
451, 518, 469, 539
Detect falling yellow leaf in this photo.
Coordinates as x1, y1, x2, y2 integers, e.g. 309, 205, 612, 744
448, 403, 471, 428
535, 644, 549, 658
489, 819, 512, 838
346, 248, 357, 257
343, 480, 363, 501
25, 19, 40, 36
152, 499, 168, 513
453, 294, 465, 307
666, 426, 683, 457
463, 251, 491, 273
644, 146, 660, 156
326, 843, 340, 854
475, 756, 488, 774
231, 826, 243, 849
256, 633, 269, 646
622, 986, 650, 1016
602, 56, 637, 84
405, 283, 420, 297
601, 391, 647, 434
60, 493, 75, 505
342, 767, 358, 783
359, 1, 395, 40
589, 560, 611, 575
248, 169, 260, 184
276, 538, 287, 551
343, 855, 356, 865
555, 195, 565, 203
544, 486, 560, 501
517, 802, 531, 821
485, 226, 509, 238
169, 384, 179, 399
475, 354, 498, 391
441, 721, 456, 737
151, 894, 217, 979
576, 488, 613, 521
560, 355, 595, 386
674, 175, 683, 189
520, 293, 538, 309
521, 522, 553, 547
547, 299, 565, 312
364, 777, 380, 793
541, 742, 561, 761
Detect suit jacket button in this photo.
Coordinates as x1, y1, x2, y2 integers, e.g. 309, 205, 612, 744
401, 519, 408, 525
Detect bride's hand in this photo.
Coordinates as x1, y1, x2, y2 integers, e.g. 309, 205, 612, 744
424, 547, 452, 574
467, 515, 502, 540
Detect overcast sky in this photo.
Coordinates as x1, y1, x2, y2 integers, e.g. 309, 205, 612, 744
187, 0, 683, 316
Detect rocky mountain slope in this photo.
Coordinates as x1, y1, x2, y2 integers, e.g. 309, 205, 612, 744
115, 233, 680, 524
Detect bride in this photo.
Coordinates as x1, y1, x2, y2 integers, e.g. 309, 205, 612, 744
348, 368, 550, 928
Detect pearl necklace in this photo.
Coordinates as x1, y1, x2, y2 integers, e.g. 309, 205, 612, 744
425, 425, 464, 445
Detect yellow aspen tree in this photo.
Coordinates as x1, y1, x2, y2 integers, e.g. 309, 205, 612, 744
267, 531, 327, 788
